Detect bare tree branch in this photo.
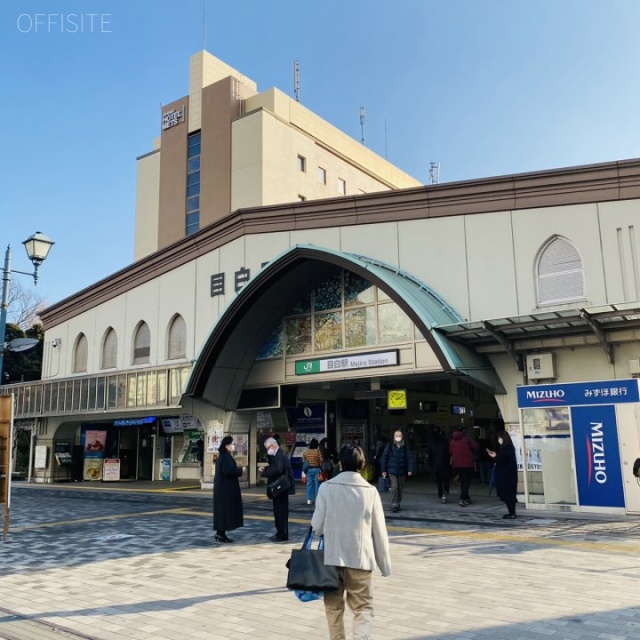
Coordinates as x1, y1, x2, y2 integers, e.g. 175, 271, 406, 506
6, 279, 47, 329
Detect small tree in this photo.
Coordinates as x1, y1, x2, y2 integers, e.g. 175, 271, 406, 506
7, 280, 46, 329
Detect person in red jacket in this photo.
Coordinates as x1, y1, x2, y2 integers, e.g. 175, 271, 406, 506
449, 426, 479, 507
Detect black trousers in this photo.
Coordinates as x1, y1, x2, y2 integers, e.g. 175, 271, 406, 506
458, 468, 473, 501
272, 493, 289, 539
435, 470, 450, 498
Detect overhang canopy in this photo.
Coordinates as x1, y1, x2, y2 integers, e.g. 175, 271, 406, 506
183, 245, 505, 410
435, 302, 640, 366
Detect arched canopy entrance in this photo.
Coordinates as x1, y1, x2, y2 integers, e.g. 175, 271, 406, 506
183, 245, 504, 409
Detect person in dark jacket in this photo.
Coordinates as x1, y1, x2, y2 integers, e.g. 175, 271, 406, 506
426, 429, 451, 503
260, 436, 295, 541
449, 426, 479, 507
213, 436, 245, 543
380, 429, 414, 512
486, 430, 518, 519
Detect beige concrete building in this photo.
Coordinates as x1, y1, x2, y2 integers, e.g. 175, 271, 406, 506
134, 51, 422, 260
3, 53, 640, 518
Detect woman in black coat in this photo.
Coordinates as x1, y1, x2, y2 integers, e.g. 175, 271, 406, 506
213, 436, 245, 542
487, 430, 518, 519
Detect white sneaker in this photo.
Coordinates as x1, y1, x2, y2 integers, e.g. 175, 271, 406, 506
307, 500, 312, 505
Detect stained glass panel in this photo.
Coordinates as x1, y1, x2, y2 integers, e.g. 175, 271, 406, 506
345, 307, 376, 348
378, 302, 413, 343
315, 312, 343, 351
314, 272, 342, 312
286, 317, 312, 355
344, 271, 375, 307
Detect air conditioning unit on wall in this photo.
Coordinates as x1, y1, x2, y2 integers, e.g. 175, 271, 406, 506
526, 353, 556, 380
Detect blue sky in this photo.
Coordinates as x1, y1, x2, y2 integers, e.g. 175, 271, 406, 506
3, 1, 640, 310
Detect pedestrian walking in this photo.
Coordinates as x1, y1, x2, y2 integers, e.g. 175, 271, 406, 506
449, 426, 479, 507
302, 438, 322, 505
380, 429, 414, 512
319, 437, 339, 478
260, 436, 295, 541
486, 430, 518, 519
426, 428, 451, 503
311, 444, 392, 640
213, 436, 245, 543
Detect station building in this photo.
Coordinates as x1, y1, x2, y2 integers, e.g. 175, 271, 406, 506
3, 53, 640, 517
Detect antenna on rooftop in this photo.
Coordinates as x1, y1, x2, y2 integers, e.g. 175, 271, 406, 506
202, 0, 207, 49
429, 161, 440, 185
293, 60, 300, 102
359, 107, 366, 145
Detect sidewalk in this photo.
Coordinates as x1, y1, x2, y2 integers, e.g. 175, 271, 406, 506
3, 478, 640, 640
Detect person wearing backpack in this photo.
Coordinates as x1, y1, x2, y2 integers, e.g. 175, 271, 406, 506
380, 429, 414, 512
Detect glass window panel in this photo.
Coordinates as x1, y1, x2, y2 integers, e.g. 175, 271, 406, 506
96, 377, 105, 410
186, 220, 200, 236
50, 384, 59, 413
187, 195, 200, 212
521, 408, 575, 506
80, 379, 89, 411
43, 384, 52, 413
187, 143, 201, 157
345, 307, 376, 348
73, 334, 88, 373
314, 272, 342, 312
314, 312, 343, 352
188, 132, 201, 147
187, 156, 200, 172
102, 328, 117, 369
377, 288, 391, 302
257, 323, 284, 360
344, 271, 375, 307
146, 371, 157, 406
187, 183, 200, 197
156, 370, 167, 405
88, 378, 97, 410
133, 323, 150, 365
187, 171, 200, 187
65, 382, 73, 412
285, 317, 312, 356
169, 367, 189, 405
72, 380, 81, 411
34, 385, 42, 414
167, 315, 187, 359
126, 374, 137, 407
117, 375, 127, 409
136, 372, 147, 406
378, 302, 413, 344
107, 376, 117, 409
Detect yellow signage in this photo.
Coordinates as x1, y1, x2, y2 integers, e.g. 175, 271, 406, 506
387, 389, 407, 410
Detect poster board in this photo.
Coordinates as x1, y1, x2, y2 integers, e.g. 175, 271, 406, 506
1, 394, 14, 541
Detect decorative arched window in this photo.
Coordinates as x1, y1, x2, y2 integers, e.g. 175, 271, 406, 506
101, 328, 117, 369
73, 333, 88, 373
167, 314, 187, 360
133, 322, 151, 364
536, 237, 585, 305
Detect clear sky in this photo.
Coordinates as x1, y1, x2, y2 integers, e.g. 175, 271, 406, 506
3, 1, 640, 311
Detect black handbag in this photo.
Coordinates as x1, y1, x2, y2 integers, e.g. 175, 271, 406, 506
286, 527, 339, 593
267, 473, 291, 499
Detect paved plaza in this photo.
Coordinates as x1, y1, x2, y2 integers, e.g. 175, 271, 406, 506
1, 481, 640, 640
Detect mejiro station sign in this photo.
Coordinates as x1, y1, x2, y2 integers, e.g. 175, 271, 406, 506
295, 350, 399, 376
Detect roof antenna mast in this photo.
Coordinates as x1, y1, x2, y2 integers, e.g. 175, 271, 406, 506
202, 0, 207, 49
294, 60, 300, 102
360, 107, 366, 145
429, 161, 440, 185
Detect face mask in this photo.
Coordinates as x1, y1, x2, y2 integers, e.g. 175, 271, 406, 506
229, 443, 236, 452
267, 447, 276, 456
394, 436, 402, 443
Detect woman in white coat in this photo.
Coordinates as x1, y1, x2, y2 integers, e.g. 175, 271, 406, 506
311, 444, 392, 640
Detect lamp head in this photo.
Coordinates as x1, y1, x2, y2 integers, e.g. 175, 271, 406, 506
22, 231, 54, 268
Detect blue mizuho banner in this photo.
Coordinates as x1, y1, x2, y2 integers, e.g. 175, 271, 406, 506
571, 404, 624, 508
517, 379, 640, 408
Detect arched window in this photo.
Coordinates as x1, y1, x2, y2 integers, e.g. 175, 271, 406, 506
133, 322, 151, 364
101, 328, 117, 369
536, 237, 585, 305
73, 333, 88, 373
167, 314, 187, 360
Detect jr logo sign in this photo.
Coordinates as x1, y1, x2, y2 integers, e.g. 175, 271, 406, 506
571, 405, 624, 508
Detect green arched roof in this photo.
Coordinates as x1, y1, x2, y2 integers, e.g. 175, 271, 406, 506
183, 244, 504, 409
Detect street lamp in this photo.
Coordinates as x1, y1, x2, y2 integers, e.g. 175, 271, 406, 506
0, 232, 55, 385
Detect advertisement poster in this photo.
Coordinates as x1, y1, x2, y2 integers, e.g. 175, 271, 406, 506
206, 420, 224, 453
83, 430, 107, 481
571, 405, 624, 508
103, 458, 121, 482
